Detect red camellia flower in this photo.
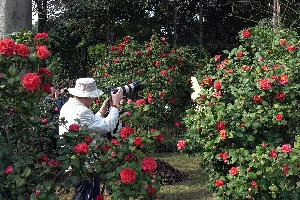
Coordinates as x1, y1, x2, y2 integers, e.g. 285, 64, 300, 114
37, 68, 52, 77
259, 79, 271, 90
39, 155, 49, 165
275, 92, 286, 101
84, 136, 93, 144
287, 45, 296, 52
142, 157, 157, 173
145, 185, 156, 198
95, 195, 104, 200
242, 29, 251, 38
278, 39, 286, 46
155, 61, 161, 66
236, 51, 244, 58
241, 65, 249, 71
229, 167, 239, 175
215, 179, 224, 187
281, 144, 292, 154
160, 70, 167, 76
15, 44, 29, 57
0, 38, 15, 56
133, 137, 143, 147
219, 130, 226, 141
69, 124, 80, 132
47, 159, 60, 168
120, 126, 134, 139
22, 73, 41, 91
120, 168, 136, 184
278, 74, 288, 85
5, 165, 13, 175
268, 149, 277, 158
34, 32, 48, 41
174, 121, 180, 128
251, 180, 258, 189
74, 143, 89, 155
111, 139, 122, 146
275, 114, 282, 121
123, 152, 133, 162
177, 140, 186, 150
214, 81, 221, 90
36, 46, 50, 60
170, 98, 176, 104
154, 134, 164, 143
90, 68, 96, 73
42, 83, 51, 93
216, 121, 226, 131
253, 95, 263, 104
136, 99, 146, 107
282, 164, 289, 176
101, 145, 111, 152
214, 55, 221, 62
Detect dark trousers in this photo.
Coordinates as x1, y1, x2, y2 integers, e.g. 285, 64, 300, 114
72, 173, 101, 200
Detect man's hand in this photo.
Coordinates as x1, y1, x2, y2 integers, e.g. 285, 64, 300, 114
111, 88, 123, 106
99, 97, 110, 116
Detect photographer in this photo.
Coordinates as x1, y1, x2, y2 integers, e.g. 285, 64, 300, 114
58, 78, 123, 199
59, 78, 123, 138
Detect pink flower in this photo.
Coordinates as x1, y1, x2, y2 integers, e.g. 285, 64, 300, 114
36, 46, 50, 60
177, 140, 186, 150
125, 112, 131, 117
287, 45, 296, 52
161, 70, 167, 76
241, 65, 249, 71
281, 144, 292, 154
214, 55, 221, 62
136, 99, 146, 106
127, 99, 133, 104
35, 190, 41, 195
274, 114, 282, 121
5, 165, 13, 175
229, 167, 239, 175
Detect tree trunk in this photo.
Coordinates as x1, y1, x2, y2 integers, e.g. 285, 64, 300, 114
173, 0, 177, 48
273, 0, 280, 28
198, 0, 203, 57
35, 0, 47, 32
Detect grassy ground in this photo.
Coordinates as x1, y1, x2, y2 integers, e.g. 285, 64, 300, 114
155, 153, 213, 200
60, 153, 213, 200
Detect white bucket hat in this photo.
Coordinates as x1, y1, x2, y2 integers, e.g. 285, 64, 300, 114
68, 78, 104, 98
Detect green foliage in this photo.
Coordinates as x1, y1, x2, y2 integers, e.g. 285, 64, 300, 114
183, 26, 300, 199
91, 35, 198, 130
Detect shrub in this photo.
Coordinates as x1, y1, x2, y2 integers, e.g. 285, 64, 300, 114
183, 26, 300, 199
92, 35, 198, 130
0, 31, 162, 200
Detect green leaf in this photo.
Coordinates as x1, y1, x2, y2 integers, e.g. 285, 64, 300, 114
23, 167, 31, 177
16, 178, 26, 187
71, 157, 80, 168
71, 175, 79, 185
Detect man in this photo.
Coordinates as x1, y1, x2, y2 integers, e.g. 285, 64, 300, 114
59, 78, 123, 137
58, 78, 123, 199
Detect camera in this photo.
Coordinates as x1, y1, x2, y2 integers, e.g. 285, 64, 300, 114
108, 80, 143, 96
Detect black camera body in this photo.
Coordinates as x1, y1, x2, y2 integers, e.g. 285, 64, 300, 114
108, 80, 143, 96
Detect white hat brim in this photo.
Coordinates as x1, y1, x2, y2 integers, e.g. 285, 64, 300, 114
68, 88, 104, 98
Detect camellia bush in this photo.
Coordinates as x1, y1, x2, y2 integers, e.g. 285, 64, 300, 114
92, 35, 198, 131
0, 32, 162, 200
182, 26, 300, 199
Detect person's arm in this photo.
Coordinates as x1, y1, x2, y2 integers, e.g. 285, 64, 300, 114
81, 108, 119, 133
